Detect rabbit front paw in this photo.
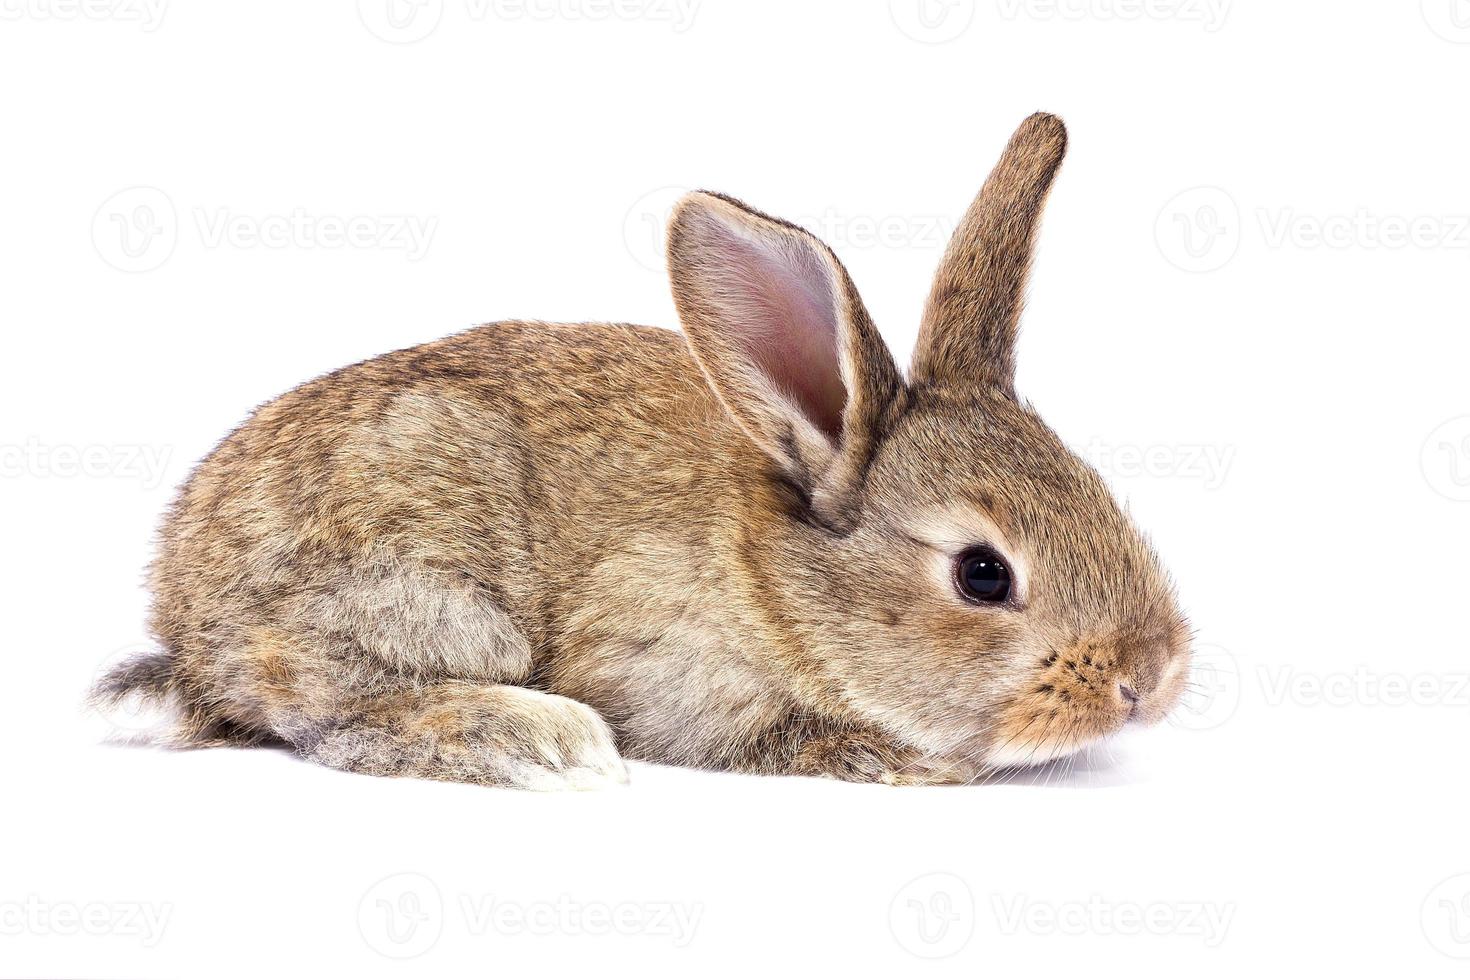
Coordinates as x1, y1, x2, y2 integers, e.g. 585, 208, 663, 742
302, 684, 628, 791
790, 729, 978, 786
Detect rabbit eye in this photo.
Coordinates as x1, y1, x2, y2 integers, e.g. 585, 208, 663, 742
955, 546, 1012, 604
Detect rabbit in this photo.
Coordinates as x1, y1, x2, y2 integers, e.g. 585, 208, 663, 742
93, 112, 1192, 789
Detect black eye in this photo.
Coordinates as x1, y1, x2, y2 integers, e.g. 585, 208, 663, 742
956, 546, 1012, 604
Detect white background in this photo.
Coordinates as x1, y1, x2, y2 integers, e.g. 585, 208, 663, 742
2, 1, 1468, 976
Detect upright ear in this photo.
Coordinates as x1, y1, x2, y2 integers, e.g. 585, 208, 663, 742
911, 112, 1068, 396
667, 191, 903, 493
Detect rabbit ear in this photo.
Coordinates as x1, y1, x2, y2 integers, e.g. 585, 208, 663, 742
911, 112, 1068, 395
667, 191, 903, 491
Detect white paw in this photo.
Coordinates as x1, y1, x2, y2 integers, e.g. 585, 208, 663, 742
491, 688, 629, 791
512, 763, 630, 792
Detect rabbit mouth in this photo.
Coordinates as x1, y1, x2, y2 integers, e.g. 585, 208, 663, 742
981, 724, 1114, 770
979, 651, 1192, 769
972, 633, 1196, 770
980, 680, 1141, 769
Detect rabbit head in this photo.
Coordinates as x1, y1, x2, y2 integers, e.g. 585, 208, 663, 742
667, 113, 1191, 771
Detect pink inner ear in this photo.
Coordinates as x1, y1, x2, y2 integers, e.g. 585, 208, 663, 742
705, 223, 848, 440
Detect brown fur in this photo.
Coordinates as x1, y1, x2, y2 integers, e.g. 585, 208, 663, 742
94, 113, 1190, 788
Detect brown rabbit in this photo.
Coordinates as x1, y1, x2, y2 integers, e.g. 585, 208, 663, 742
95, 113, 1191, 789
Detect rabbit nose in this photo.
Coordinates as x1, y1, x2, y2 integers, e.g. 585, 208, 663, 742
1118, 682, 1140, 714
